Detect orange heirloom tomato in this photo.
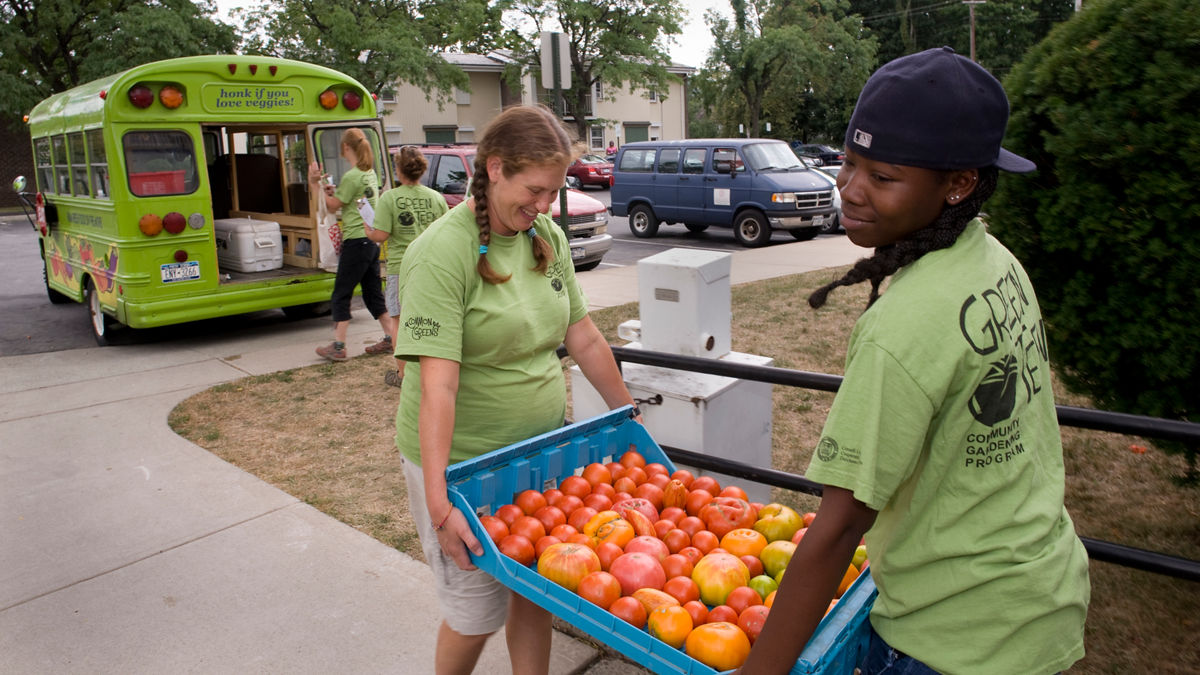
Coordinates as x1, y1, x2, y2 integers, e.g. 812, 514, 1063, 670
720, 528, 768, 558
536, 541, 601, 592
583, 510, 635, 549
685, 621, 751, 671
648, 605, 693, 649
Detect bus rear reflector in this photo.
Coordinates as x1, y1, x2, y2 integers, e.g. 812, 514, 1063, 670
174, 250, 188, 263
159, 85, 184, 109
163, 212, 186, 234
319, 89, 338, 110
342, 90, 362, 111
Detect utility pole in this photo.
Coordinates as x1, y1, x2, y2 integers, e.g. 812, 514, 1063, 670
963, 1, 986, 62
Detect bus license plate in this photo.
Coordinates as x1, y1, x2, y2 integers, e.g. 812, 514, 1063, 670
161, 261, 201, 283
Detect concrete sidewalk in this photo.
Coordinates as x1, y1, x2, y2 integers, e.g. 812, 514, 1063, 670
0, 236, 862, 674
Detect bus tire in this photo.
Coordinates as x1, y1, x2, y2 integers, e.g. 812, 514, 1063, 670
85, 277, 116, 346
734, 210, 772, 248
628, 204, 659, 238
43, 256, 71, 304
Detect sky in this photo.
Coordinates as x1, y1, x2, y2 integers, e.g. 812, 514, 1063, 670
212, 0, 725, 70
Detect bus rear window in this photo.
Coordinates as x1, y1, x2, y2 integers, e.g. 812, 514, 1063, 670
123, 130, 198, 197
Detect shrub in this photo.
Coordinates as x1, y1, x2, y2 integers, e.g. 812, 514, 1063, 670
988, 0, 1199, 475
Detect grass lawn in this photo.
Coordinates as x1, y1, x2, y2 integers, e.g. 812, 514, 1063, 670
170, 265, 1199, 674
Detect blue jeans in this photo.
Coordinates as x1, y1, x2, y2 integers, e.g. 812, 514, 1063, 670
861, 627, 939, 675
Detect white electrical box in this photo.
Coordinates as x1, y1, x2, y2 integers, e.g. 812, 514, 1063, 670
637, 249, 731, 358
571, 349, 775, 504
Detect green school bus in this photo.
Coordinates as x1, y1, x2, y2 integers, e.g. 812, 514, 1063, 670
14, 55, 391, 344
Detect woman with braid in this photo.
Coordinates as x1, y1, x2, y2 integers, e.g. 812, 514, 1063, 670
392, 105, 638, 675
740, 48, 1089, 675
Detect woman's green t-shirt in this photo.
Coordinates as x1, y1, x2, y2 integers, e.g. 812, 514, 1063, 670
333, 167, 379, 240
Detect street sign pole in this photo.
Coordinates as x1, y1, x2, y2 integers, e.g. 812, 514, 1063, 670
542, 31, 571, 237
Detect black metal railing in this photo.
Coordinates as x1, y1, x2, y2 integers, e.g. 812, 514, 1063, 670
560, 344, 1200, 582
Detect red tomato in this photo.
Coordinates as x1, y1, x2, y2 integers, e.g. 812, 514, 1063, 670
677, 516, 707, 538
685, 489, 714, 517
619, 449, 646, 469
559, 475, 592, 499
706, 605, 739, 624
558, 494, 584, 517
725, 585, 764, 615
654, 519, 675, 539
609, 551, 667, 595
594, 541, 624, 571
549, 523, 577, 540
738, 605, 771, 644
690, 475, 721, 495
536, 541, 601, 592
606, 461, 625, 480
691, 530, 719, 554
535, 535, 562, 558
581, 462, 613, 487
495, 503, 524, 528
498, 534, 535, 566
566, 533, 594, 547
699, 497, 758, 539
623, 466, 648, 486
533, 505, 567, 533
612, 476, 637, 495
612, 497, 660, 524
662, 553, 695, 579
634, 482, 665, 511
578, 570, 622, 610
478, 515, 509, 545
682, 599, 708, 627
567, 505, 597, 532
644, 462, 669, 478
663, 575, 701, 604
542, 488, 564, 507
677, 546, 704, 567
663, 529, 691, 554
669, 469, 695, 487
740, 554, 765, 578
592, 482, 617, 501
510, 515, 546, 542
609, 595, 647, 628
625, 535, 670, 563
647, 473, 671, 490
515, 489, 548, 515
718, 485, 749, 501
583, 492, 614, 513
659, 506, 686, 524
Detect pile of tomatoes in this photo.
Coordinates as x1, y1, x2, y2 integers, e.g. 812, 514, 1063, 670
476, 449, 868, 671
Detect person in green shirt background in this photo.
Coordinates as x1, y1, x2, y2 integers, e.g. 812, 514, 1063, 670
308, 127, 395, 362
740, 48, 1089, 674
393, 105, 640, 675
367, 145, 448, 387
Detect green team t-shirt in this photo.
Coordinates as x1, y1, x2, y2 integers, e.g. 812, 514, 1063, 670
372, 184, 448, 275
332, 166, 379, 240
806, 220, 1090, 675
394, 203, 589, 465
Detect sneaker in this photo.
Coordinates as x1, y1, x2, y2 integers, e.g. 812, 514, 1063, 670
384, 370, 403, 388
316, 342, 347, 362
364, 335, 393, 355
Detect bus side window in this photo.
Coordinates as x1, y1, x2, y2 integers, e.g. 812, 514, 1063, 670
34, 138, 54, 193
87, 130, 109, 199
69, 132, 89, 197
52, 135, 71, 194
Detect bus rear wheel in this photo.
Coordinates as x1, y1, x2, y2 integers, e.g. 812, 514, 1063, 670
85, 278, 117, 346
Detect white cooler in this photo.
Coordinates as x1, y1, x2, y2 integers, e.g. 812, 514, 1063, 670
214, 217, 283, 272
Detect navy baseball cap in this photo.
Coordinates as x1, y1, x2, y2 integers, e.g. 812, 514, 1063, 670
845, 46, 1035, 173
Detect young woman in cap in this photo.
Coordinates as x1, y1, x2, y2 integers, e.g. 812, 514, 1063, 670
392, 105, 639, 675
739, 47, 1090, 674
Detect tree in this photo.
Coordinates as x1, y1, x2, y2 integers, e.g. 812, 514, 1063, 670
240, 0, 509, 102
0, 0, 237, 130
989, 0, 1200, 479
507, 0, 685, 140
846, 0, 1075, 78
700, 0, 874, 142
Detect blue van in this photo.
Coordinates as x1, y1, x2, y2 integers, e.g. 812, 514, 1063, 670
609, 138, 837, 247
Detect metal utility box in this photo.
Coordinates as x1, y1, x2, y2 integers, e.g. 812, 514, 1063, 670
637, 249, 731, 358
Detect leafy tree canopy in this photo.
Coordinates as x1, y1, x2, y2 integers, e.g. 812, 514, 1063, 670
240, 0, 509, 102
989, 0, 1200, 473
506, 0, 685, 140
697, 0, 875, 143
0, 0, 237, 129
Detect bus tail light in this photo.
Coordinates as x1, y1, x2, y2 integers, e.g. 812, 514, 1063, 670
162, 212, 186, 234
342, 90, 362, 111
129, 85, 154, 109
319, 89, 338, 110
138, 213, 163, 236
159, 85, 184, 109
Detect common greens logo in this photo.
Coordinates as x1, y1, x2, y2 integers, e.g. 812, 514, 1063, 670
404, 316, 440, 340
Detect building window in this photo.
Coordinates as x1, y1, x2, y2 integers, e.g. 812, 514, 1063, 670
589, 126, 604, 151
379, 89, 397, 103
648, 89, 658, 102
593, 78, 602, 100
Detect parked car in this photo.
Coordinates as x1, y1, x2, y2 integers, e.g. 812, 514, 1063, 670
811, 164, 842, 234
390, 144, 612, 271
567, 153, 613, 188
790, 142, 844, 166
610, 138, 837, 247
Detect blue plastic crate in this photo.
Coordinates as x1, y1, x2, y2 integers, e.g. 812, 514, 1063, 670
446, 406, 876, 675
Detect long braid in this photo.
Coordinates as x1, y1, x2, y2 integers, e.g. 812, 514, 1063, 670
470, 161, 510, 284
809, 167, 999, 309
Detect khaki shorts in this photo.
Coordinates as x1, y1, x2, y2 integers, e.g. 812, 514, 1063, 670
386, 274, 401, 317
402, 455, 510, 635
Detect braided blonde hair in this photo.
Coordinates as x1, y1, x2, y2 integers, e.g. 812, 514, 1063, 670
470, 105, 582, 284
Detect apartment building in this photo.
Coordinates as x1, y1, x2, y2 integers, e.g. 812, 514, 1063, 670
377, 52, 695, 152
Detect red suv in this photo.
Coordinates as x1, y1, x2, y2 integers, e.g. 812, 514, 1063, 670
392, 145, 612, 271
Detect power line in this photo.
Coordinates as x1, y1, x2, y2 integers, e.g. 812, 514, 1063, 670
859, 0, 963, 23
